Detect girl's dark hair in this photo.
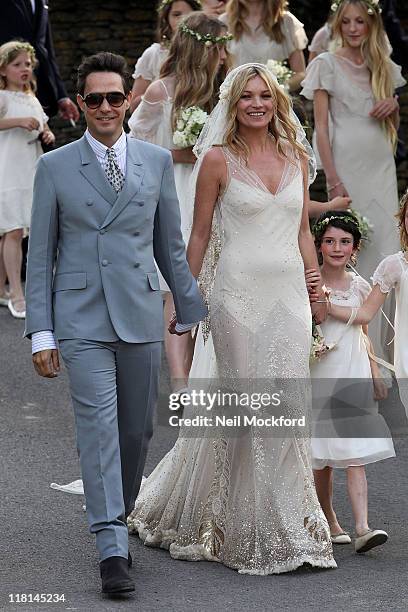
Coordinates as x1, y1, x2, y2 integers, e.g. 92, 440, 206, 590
157, 0, 202, 44
77, 52, 132, 95
313, 210, 362, 263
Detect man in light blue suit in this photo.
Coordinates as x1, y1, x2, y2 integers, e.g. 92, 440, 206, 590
24, 52, 206, 595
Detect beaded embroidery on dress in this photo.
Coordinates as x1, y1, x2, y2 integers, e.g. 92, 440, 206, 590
128, 146, 336, 574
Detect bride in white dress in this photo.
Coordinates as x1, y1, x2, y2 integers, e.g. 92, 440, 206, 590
128, 64, 336, 574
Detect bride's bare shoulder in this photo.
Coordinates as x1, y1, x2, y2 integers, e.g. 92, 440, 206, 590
201, 146, 227, 170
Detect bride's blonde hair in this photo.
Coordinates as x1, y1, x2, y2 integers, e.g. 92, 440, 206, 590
332, 0, 397, 148
226, 0, 288, 42
223, 64, 308, 163
160, 12, 231, 130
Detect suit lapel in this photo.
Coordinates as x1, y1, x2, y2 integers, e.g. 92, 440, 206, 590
78, 136, 117, 206
100, 137, 145, 229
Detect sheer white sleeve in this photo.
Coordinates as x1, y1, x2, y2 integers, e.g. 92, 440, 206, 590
372, 253, 403, 294
132, 43, 167, 82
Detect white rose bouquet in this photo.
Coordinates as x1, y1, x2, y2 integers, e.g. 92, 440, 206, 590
266, 59, 294, 91
173, 106, 208, 148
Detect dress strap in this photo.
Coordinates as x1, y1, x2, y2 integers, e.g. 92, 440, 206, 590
157, 79, 171, 100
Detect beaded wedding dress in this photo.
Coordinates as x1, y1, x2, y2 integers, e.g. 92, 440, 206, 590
128, 147, 336, 574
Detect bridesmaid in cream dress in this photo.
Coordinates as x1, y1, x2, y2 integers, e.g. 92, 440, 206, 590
220, 0, 307, 91
129, 13, 230, 392
127, 64, 336, 575
301, 0, 405, 359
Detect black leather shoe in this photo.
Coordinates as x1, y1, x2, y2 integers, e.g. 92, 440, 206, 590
128, 552, 132, 568
100, 556, 135, 594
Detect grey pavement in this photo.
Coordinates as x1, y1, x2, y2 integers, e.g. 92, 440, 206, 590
1, 306, 408, 612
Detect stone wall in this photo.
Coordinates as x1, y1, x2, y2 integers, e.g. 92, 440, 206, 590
48, 0, 408, 198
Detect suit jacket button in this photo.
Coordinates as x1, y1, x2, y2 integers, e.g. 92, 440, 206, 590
134, 231, 140, 236
138, 202, 144, 207
101, 259, 108, 266
134, 263, 140, 268
99, 229, 106, 235
86, 199, 93, 206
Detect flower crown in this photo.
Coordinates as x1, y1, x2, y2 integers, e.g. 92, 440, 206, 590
312, 215, 361, 236
157, 0, 201, 11
179, 21, 233, 47
331, 0, 381, 15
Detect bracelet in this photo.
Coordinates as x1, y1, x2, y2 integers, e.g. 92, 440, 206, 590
315, 299, 328, 303
327, 181, 343, 192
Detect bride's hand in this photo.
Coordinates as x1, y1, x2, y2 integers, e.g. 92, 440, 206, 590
305, 268, 321, 299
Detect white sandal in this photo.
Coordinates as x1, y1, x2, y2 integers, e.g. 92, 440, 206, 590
8, 298, 26, 319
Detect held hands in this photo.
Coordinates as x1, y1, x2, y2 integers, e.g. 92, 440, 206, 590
305, 268, 321, 302
19, 116, 40, 131
168, 313, 190, 336
369, 96, 399, 121
33, 349, 60, 378
305, 268, 329, 324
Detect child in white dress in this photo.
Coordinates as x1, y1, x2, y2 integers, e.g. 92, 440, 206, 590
309, 210, 395, 554
318, 194, 408, 423
0, 41, 54, 319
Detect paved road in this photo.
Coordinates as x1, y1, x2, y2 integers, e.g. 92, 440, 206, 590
1, 307, 408, 612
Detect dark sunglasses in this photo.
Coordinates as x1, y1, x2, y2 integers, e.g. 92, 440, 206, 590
80, 91, 127, 109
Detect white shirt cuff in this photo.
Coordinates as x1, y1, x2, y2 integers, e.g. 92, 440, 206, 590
32, 331, 57, 354
175, 321, 199, 333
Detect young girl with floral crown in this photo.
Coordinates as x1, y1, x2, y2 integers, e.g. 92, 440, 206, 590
129, 12, 231, 392
309, 210, 395, 554
301, 0, 405, 362
309, 194, 408, 420
0, 41, 55, 319
220, 0, 308, 91
130, 0, 202, 112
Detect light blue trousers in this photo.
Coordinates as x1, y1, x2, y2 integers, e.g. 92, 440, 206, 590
59, 338, 161, 561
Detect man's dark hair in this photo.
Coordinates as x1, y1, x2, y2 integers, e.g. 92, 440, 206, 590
76, 52, 132, 95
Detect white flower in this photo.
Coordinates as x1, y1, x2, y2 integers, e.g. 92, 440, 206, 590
173, 106, 208, 148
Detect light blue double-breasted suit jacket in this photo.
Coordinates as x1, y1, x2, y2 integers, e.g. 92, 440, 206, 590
24, 135, 207, 341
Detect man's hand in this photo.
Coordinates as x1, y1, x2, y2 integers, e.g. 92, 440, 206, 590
32, 349, 60, 378
168, 314, 190, 336
58, 98, 80, 122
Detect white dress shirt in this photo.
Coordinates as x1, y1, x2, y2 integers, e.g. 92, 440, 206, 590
31, 130, 195, 353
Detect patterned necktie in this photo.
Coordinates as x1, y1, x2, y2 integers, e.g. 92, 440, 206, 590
105, 148, 125, 193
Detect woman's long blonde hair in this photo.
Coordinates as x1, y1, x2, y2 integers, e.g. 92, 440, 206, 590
332, 0, 398, 148
0, 41, 37, 93
160, 12, 231, 129
226, 0, 288, 42
223, 64, 308, 163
